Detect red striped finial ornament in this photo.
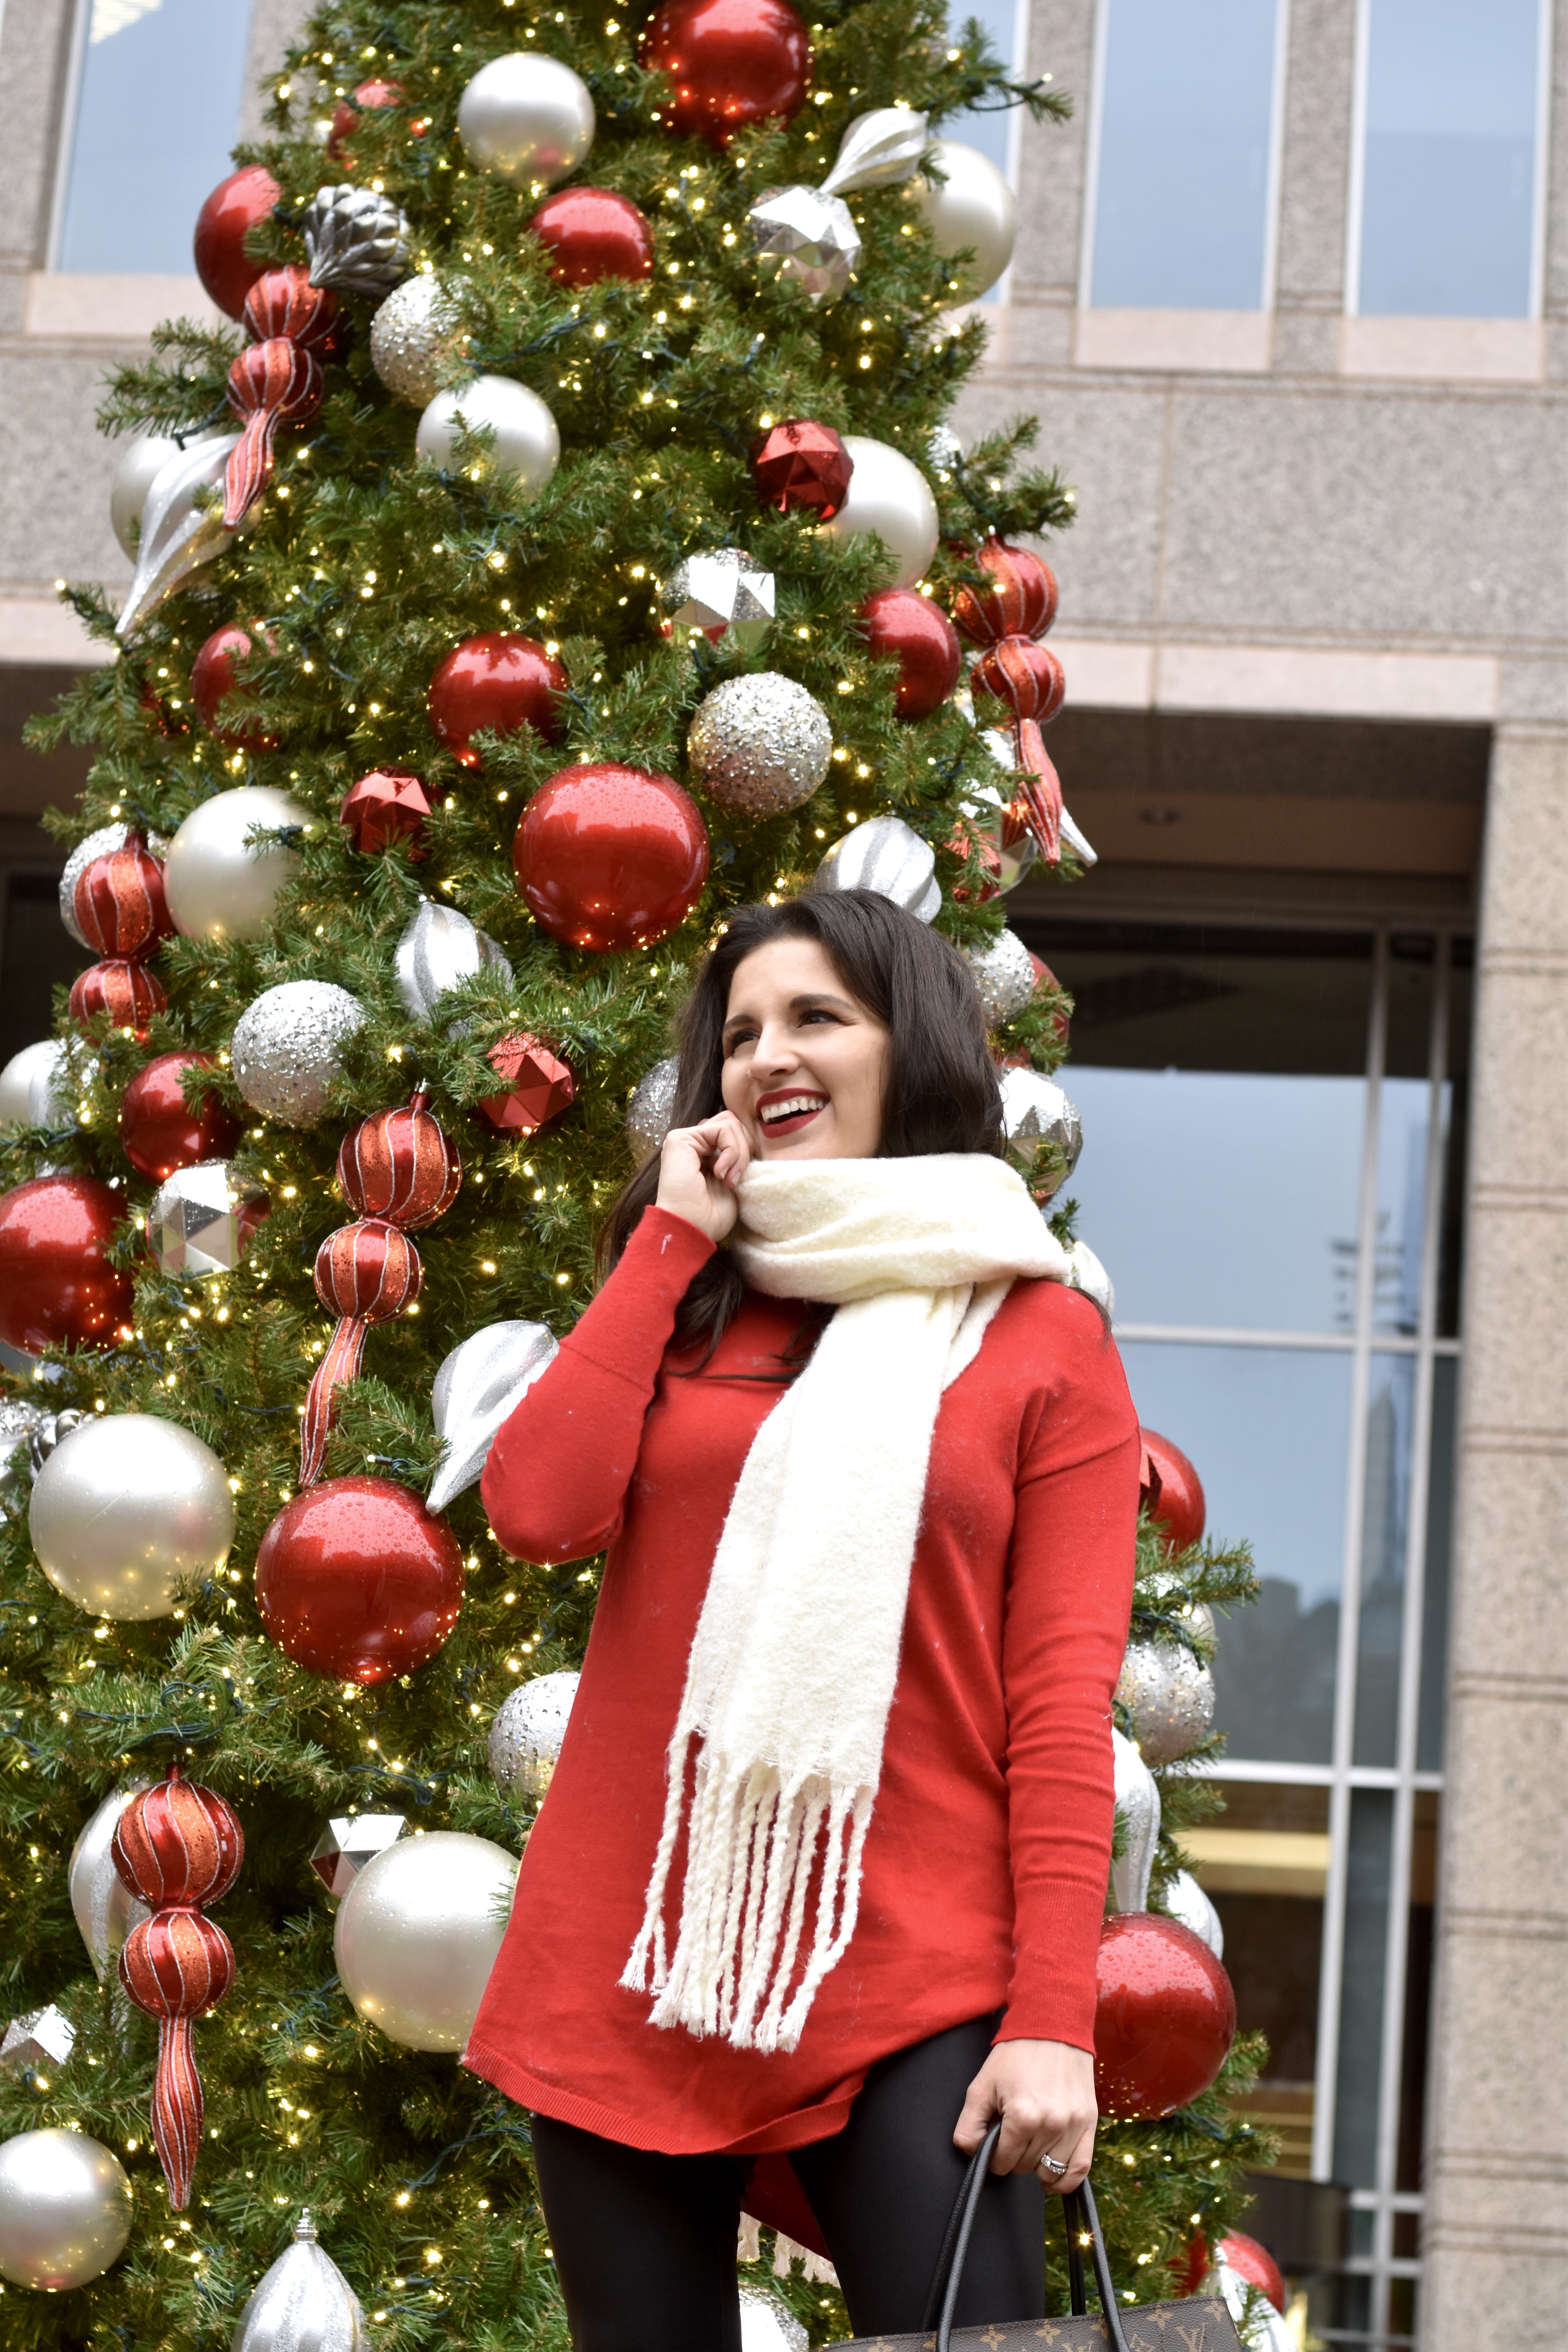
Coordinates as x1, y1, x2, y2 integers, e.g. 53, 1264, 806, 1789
951, 541, 1067, 866
240, 264, 342, 355
223, 338, 325, 528
68, 831, 172, 1037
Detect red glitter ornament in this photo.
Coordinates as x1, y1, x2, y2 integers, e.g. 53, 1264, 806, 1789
751, 419, 852, 518
951, 541, 1059, 648
641, 0, 811, 145
1094, 1913, 1235, 2119
528, 187, 655, 285
69, 957, 168, 1037
73, 835, 172, 960
950, 540, 1066, 867
119, 1051, 242, 1183
514, 764, 710, 953
223, 338, 325, 528
860, 588, 963, 719
241, 263, 342, 355
971, 637, 1066, 728
190, 625, 278, 752
341, 768, 432, 857
255, 1474, 466, 1684
0, 1174, 134, 1354
113, 1766, 243, 2210
338, 1097, 461, 1228
427, 633, 568, 769
193, 165, 281, 319
327, 76, 405, 163
479, 1033, 576, 1134
1139, 1426, 1207, 1551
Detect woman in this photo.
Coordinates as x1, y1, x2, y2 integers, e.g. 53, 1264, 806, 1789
465, 889, 1140, 2350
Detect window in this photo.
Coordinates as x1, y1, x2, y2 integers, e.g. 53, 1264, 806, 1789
1083, 0, 1286, 309
1351, 0, 1548, 318
1018, 915, 1469, 2352
54, 0, 254, 274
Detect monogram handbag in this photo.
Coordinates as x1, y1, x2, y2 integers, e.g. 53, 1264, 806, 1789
831, 2123, 1247, 2352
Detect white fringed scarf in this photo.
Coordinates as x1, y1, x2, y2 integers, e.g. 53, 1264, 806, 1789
621, 1154, 1071, 2053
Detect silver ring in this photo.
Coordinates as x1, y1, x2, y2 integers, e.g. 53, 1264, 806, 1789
1038, 2154, 1067, 2179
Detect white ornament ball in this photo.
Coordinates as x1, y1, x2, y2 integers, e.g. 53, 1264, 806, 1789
913, 137, 1018, 298
488, 1669, 580, 1800
163, 786, 310, 944
740, 2284, 810, 2352
687, 673, 832, 817
821, 435, 939, 588
109, 428, 186, 559
334, 1829, 518, 2052
627, 1054, 681, 1164
962, 928, 1036, 1025
458, 53, 596, 189
1165, 1867, 1224, 1959
29, 1413, 235, 1621
416, 375, 560, 504
1116, 1639, 1217, 1766
0, 2127, 133, 2290
370, 273, 465, 406
0, 1040, 67, 1127
69, 1785, 152, 1980
232, 980, 366, 1127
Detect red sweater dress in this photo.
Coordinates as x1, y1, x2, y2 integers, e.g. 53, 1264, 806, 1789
463, 1205, 1140, 2157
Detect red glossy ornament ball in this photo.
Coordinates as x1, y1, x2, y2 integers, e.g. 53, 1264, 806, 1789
479, 1033, 576, 1135
528, 187, 655, 285
514, 765, 710, 953
255, 1475, 466, 1685
191, 626, 278, 752
1139, 1426, 1207, 1550
1094, 1914, 1236, 2119
341, 768, 432, 857
751, 419, 852, 518
1218, 2233, 1287, 2314
312, 1218, 423, 1322
119, 1052, 242, 1183
951, 540, 1059, 647
73, 836, 172, 960
338, 1098, 461, 1228
428, 633, 567, 769
640, 0, 811, 145
970, 636, 1066, 725
113, 1768, 243, 1909
193, 165, 281, 320
860, 589, 963, 720
0, 1174, 134, 1354
69, 957, 168, 1038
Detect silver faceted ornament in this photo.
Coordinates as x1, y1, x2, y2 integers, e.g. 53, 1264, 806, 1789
1115, 1639, 1217, 1766
740, 2284, 811, 2352
61, 824, 167, 949
750, 185, 860, 305
148, 1160, 269, 1279
230, 2210, 367, 2352
998, 1067, 1082, 1198
687, 674, 831, 817
30, 1412, 235, 1621
395, 898, 513, 1024
309, 1814, 408, 1902
659, 549, 775, 653
813, 815, 940, 922
116, 431, 240, 639
0, 2128, 133, 2291
302, 184, 412, 299
488, 1669, 580, 1801
628, 1054, 681, 1163
333, 1830, 518, 2052
962, 928, 1036, 1025
1165, 1867, 1224, 1959
428, 1320, 558, 1514
457, 52, 596, 190
69, 1786, 152, 1980
1110, 1727, 1160, 1914
232, 981, 366, 1127
369, 273, 465, 405
0, 2006, 76, 2079
415, 374, 561, 503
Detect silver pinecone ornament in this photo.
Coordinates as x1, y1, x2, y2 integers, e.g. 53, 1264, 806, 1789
303, 185, 412, 299
230, 2210, 366, 2352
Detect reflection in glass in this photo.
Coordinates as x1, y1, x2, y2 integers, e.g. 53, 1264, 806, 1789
57, 0, 253, 275
1354, 1356, 1415, 1767
1333, 1789, 1393, 2187
1117, 1341, 1351, 1764
1088, 0, 1282, 309
1372, 1080, 1438, 1337
1417, 1361, 1457, 1772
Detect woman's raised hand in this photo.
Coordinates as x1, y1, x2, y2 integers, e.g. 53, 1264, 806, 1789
655, 1112, 753, 1246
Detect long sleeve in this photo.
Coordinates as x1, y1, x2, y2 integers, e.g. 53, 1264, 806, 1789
480, 1205, 715, 1563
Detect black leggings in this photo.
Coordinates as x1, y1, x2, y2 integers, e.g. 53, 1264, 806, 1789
531, 2014, 1044, 2351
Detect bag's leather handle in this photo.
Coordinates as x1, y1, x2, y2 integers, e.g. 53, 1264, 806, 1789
922, 2124, 1134, 2352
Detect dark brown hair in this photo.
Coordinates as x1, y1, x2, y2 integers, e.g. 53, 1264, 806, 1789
601, 889, 1004, 1347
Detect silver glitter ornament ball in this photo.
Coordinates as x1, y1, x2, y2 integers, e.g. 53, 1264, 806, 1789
334, 1830, 518, 2052
740, 2285, 810, 2352
627, 1054, 681, 1164
30, 1412, 235, 1621
230, 2209, 367, 2352
1115, 1639, 1217, 1766
998, 1067, 1082, 1198
369, 273, 465, 406
962, 929, 1036, 1025
303, 183, 412, 299
659, 549, 775, 655
0, 2128, 133, 2291
69, 1786, 152, 1981
688, 674, 831, 818
232, 980, 366, 1127
750, 184, 860, 305
149, 1160, 269, 1279
488, 1668, 580, 1801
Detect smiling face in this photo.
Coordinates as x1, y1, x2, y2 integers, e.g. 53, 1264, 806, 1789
720, 935, 890, 1161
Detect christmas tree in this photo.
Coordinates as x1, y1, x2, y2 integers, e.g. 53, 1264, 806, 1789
0, 0, 1274, 2343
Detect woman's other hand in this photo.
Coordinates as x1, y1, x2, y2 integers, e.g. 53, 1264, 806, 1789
655, 1112, 753, 1246
953, 2037, 1097, 2191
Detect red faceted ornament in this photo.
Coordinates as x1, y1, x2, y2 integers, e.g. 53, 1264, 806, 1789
514, 765, 710, 953
641, 0, 811, 144
255, 1475, 466, 1684
224, 338, 325, 528
479, 1033, 576, 1134
428, 633, 568, 769
751, 419, 852, 518
341, 768, 432, 856
951, 541, 1059, 648
73, 835, 172, 960
0, 1174, 134, 1354
190, 624, 278, 751
69, 957, 168, 1038
241, 263, 342, 355
327, 76, 405, 163
971, 637, 1067, 728
338, 1096, 461, 1228
860, 589, 963, 720
119, 1051, 242, 1183
1094, 1914, 1236, 2119
193, 165, 281, 320
529, 187, 655, 285
1139, 1426, 1207, 1551
312, 1218, 423, 1322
